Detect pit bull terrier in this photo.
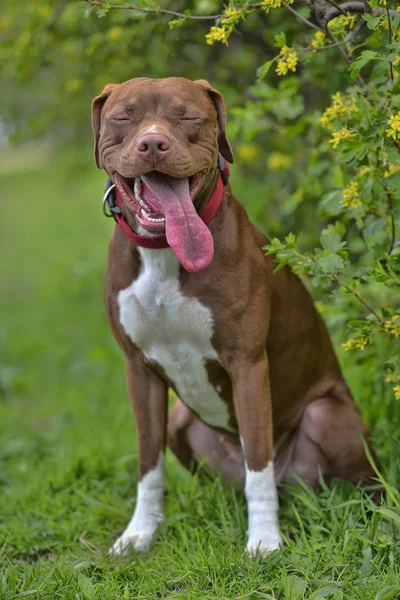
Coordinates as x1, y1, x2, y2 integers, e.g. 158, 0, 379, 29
91, 76, 379, 556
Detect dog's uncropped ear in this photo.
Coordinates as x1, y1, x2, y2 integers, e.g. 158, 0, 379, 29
195, 79, 234, 164
91, 83, 120, 168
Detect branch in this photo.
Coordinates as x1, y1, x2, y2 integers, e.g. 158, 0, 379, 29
84, 0, 267, 20
326, 2, 400, 21
84, 0, 222, 20
332, 275, 386, 325
387, 8, 394, 82
85, 0, 400, 26
282, 2, 322, 31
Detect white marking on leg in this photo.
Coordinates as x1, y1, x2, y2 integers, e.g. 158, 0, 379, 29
245, 461, 281, 556
110, 453, 165, 555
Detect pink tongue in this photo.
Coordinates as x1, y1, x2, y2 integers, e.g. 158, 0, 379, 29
140, 173, 214, 273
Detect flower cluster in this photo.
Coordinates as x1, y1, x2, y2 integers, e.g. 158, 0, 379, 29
328, 14, 357, 34
267, 152, 292, 170
205, 7, 243, 45
205, 25, 230, 45
276, 45, 298, 76
262, 0, 282, 8
311, 31, 326, 49
359, 166, 372, 177
319, 92, 358, 130
262, 0, 294, 10
341, 181, 362, 209
329, 125, 356, 149
342, 336, 368, 351
383, 315, 400, 338
386, 112, 400, 140
384, 161, 400, 177
394, 385, 400, 400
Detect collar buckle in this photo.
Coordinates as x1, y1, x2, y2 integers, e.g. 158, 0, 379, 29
102, 180, 121, 218
218, 153, 229, 185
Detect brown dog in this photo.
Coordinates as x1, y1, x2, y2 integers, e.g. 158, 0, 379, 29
92, 77, 378, 556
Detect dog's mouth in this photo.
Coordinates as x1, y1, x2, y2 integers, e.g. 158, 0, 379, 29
114, 171, 214, 273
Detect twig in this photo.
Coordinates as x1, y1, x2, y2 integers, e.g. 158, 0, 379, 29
84, 0, 266, 20
326, 2, 400, 21
302, 35, 352, 52
387, 193, 396, 255
324, 0, 347, 16
387, 8, 394, 82
324, 26, 366, 86
85, 0, 400, 25
282, 2, 322, 31
332, 274, 385, 324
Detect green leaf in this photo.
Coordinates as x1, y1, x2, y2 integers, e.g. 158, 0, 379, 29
350, 50, 379, 77
257, 60, 274, 81
316, 254, 345, 275
375, 586, 400, 600
360, 546, 372, 574
363, 14, 382, 31
78, 574, 96, 600
284, 575, 307, 599
320, 230, 345, 253
274, 32, 286, 48
375, 507, 400, 526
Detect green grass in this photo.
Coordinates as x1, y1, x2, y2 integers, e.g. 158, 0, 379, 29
1, 147, 400, 600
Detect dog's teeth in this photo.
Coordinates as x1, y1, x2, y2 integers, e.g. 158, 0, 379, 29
142, 210, 150, 219
134, 178, 142, 195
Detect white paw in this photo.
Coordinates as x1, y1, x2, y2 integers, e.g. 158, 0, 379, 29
246, 532, 282, 557
109, 529, 154, 556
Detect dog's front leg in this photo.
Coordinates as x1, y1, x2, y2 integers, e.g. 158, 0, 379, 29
229, 352, 281, 555
110, 352, 168, 555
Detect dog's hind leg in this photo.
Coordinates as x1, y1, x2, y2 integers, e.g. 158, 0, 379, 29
285, 394, 380, 497
168, 399, 245, 484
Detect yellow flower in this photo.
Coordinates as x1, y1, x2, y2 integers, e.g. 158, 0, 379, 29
237, 143, 258, 163
37, 4, 53, 18
205, 25, 229, 45
267, 152, 292, 171
221, 7, 242, 24
275, 46, 298, 76
383, 315, 400, 337
65, 78, 83, 93
262, 0, 282, 9
224, 7, 240, 18
341, 336, 368, 351
311, 31, 326, 49
329, 125, 356, 149
386, 376, 393, 383
107, 27, 123, 42
319, 92, 358, 129
393, 385, 400, 400
384, 161, 400, 177
341, 181, 362, 209
328, 14, 356, 34
359, 166, 371, 176
386, 112, 400, 140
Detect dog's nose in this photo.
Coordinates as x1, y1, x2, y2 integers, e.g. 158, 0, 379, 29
136, 133, 171, 156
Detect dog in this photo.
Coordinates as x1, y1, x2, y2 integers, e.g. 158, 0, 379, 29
91, 76, 379, 556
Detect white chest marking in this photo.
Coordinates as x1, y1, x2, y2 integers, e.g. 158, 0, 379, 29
118, 248, 233, 432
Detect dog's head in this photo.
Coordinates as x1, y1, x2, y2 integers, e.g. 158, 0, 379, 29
91, 77, 233, 272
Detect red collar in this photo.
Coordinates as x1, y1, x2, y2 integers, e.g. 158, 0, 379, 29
107, 162, 229, 249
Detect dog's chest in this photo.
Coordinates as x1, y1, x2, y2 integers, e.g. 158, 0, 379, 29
118, 248, 233, 432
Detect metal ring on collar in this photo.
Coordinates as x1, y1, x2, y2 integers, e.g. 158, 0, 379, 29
102, 183, 116, 217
